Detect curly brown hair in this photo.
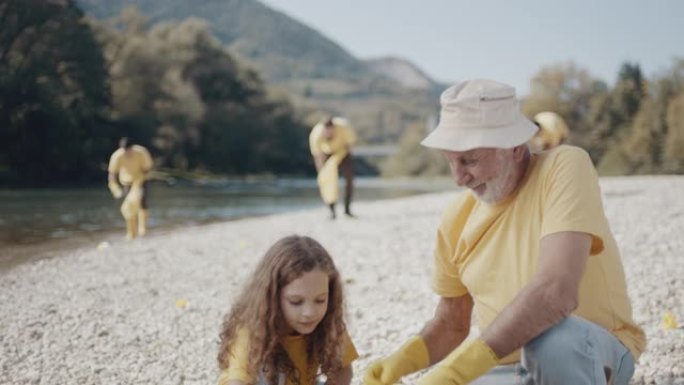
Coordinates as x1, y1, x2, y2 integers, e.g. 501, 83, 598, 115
218, 235, 348, 385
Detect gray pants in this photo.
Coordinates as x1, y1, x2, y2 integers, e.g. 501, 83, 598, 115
471, 316, 635, 385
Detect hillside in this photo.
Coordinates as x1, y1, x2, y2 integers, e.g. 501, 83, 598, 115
366, 57, 443, 91
76, 0, 442, 144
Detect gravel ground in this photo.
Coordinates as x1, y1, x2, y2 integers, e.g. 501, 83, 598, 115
1, 176, 682, 385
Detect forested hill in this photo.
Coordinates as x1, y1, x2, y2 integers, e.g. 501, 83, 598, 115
76, 0, 372, 81
1, 0, 317, 186
76, 0, 444, 144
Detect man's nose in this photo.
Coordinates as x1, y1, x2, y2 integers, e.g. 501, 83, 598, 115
452, 164, 470, 186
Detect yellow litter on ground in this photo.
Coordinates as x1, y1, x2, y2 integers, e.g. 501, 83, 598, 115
662, 312, 678, 329
175, 298, 188, 309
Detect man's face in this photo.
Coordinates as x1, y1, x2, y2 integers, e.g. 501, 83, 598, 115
442, 147, 518, 204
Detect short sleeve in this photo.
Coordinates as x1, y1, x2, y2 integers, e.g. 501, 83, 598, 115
107, 150, 121, 173
309, 124, 323, 156
431, 194, 473, 297
341, 330, 359, 367
540, 147, 607, 255
432, 227, 469, 297
217, 328, 254, 385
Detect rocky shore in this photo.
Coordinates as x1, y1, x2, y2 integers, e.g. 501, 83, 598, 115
1, 176, 682, 384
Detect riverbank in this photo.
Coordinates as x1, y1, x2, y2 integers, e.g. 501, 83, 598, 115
1, 176, 682, 384
0, 177, 455, 264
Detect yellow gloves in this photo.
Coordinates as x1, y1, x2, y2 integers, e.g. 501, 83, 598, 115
108, 181, 123, 199
417, 339, 499, 385
364, 336, 430, 385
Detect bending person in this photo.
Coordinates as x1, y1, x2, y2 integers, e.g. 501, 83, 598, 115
309, 116, 357, 219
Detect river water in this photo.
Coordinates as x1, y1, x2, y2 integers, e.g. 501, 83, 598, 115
0, 177, 453, 265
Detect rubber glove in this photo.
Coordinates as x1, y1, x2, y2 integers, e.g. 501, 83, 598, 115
108, 181, 123, 199
364, 336, 430, 385
417, 339, 498, 385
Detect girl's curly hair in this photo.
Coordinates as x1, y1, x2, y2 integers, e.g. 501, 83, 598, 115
218, 235, 348, 384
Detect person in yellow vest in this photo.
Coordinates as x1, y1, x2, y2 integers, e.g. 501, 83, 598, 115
309, 116, 357, 219
528, 111, 570, 152
364, 80, 645, 385
107, 137, 153, 240
217, 235, 358, 385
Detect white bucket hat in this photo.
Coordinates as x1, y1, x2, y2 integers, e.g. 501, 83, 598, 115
421, 79, 538, 152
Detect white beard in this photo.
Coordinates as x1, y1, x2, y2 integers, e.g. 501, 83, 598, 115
474, 154, 517, 204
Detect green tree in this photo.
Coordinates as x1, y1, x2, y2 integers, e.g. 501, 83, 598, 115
664, 92, 684, 172
649, 59, 684, 168
90, 6, 311, 175
590, 62, 646, 164
380, 122, 448, 177
604, 98, 657, 174
0, 0, 113, 185
523, 62, 607, 159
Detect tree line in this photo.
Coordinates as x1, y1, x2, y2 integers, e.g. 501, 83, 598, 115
3, 1, 683, 186
1, 0, 311, 186
382, 60, 684, 177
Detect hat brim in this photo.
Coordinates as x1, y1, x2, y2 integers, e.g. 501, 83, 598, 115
421, 116, 538, 152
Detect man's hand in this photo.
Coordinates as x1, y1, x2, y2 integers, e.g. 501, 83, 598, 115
108, 181, 123, 199
364, 336, 430, 385
417, 339, 498, 385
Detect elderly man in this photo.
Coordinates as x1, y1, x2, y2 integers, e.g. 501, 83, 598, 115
309, 116, 357, 219
364, 79, 645, 385
108, 137, 153, 239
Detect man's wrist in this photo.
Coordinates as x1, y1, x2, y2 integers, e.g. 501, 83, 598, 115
418, 338, 498, 385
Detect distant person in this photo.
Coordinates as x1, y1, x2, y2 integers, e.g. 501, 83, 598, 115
528, 111, 569, 152
217, 235, 358, 385
107, 137, 153, 240
364, 79, 644, 385
309, 116, 357, 219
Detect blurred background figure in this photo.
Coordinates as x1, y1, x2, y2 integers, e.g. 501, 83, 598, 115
107, 137, 154, 240
309, 116, 357, 219
529, 111, 570, 152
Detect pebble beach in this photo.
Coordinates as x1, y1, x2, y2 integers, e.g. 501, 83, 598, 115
1, 176, 682, 385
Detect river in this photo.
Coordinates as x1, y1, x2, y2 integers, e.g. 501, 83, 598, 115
0, 177, 453, 267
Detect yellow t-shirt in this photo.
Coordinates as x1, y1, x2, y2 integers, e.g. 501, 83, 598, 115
108, 145, 153, 185
309, 118, 357, 157
432, 145, 645, 364
218, 327, 359, 385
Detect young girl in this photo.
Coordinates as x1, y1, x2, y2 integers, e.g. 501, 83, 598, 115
217, 235, 358, 385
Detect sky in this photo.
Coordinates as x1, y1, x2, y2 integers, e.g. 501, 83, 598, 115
259, 0, 684, 95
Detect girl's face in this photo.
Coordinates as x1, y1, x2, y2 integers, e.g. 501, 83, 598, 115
280, 269, 329, 335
